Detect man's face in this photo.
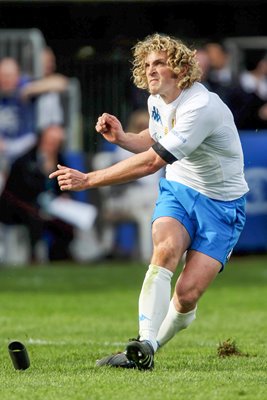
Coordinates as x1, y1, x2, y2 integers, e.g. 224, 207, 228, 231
145, 51, 179, 100
0, 59, 20, 93
42, 49, 56, 77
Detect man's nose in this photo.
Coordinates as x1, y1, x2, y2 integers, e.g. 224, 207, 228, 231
147, 65, 155, 75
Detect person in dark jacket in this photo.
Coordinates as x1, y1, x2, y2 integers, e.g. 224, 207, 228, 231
0, 126, 74, 262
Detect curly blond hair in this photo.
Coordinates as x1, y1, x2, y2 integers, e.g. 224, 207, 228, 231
131, 33, 202, 91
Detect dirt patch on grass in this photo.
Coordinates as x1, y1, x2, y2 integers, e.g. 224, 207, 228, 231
217, 339, 249, 358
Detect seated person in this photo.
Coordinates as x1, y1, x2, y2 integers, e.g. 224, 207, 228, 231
0, 126, 74, 262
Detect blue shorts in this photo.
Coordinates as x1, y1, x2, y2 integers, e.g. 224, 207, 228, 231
152, 178, 246, 269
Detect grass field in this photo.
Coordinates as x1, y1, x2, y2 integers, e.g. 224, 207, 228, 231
0, 255, 266, 400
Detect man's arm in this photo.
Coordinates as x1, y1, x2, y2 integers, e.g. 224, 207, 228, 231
49, 147, 166, 192
96, 113, 155, 153
20, 74, 69, 100
119, 129, 155, 153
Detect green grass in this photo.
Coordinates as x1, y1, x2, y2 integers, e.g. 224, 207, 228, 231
0, 255, 267, 400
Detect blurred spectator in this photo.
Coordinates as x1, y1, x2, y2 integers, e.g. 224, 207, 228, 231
42, 46, 58, 77
0, 55, 68, 172
0, 58, 37, 176
0, 126, 74, 263
34, 46, 67, 137
0, 50, 74, 263
93, 109, 164, 261
204, 42, 233, 102
21, 46, 68, 99
227, 49, 267, 130
195, 48, 212, 90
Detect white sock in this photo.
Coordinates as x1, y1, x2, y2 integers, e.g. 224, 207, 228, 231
138, 264, 173, 353
156, 299, 197, 348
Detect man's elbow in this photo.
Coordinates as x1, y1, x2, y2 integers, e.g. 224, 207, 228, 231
145, 153, 166, 175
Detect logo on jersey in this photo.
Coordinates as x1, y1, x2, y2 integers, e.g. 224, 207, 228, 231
151, 106, 162, 125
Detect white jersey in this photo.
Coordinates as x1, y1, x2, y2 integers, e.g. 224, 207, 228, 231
148, 82, 249, 201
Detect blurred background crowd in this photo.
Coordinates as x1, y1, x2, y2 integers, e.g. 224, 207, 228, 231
0, 0, 267, 266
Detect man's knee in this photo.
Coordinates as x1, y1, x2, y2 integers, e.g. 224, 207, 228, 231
152, 217, 190, 269
154, 240, 176, 260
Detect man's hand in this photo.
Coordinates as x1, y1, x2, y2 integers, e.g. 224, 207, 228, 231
95, 113, 125, 144
49, 164, 88, 191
